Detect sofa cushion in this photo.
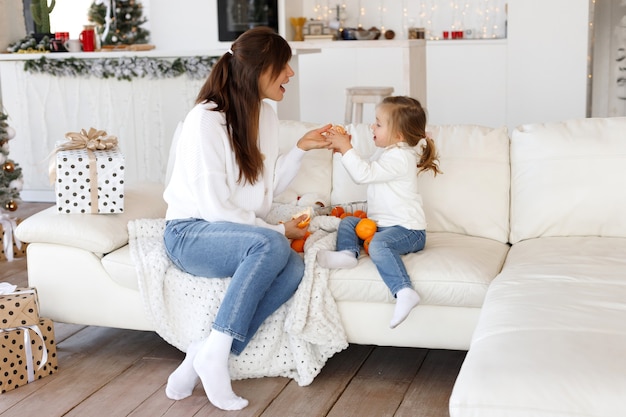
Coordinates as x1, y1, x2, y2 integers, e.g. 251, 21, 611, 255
15, 182, 166, 254
331, 124, 511, 243
329, 232, 509, 308
510, 117, 626, 244
450, 236, 626, 416
418, 125, 510, 243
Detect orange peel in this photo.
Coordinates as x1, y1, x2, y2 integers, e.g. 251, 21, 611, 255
292, 207, 312, 228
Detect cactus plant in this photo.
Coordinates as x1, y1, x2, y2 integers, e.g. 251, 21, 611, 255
31, 0, 56, 34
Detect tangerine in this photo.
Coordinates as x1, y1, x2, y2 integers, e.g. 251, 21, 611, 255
340, 212, 353, 219
355, 218, 377, 240
363, 236, 372, 254
291, 239, 305, 253
353, 209, 367, 219
330, 206, 345, 218
293, 208, 312, 228
290, 231, 311, 253
297, 215, 310, 228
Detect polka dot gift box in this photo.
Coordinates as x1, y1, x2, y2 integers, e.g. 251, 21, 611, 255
0, 285, 39, 329
52, 128, 125, 214
0, 318, 58, 393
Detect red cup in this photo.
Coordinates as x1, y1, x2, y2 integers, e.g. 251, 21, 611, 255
443, 31, 449, 39
456, 30, 464, 39
80, 27, 95, 52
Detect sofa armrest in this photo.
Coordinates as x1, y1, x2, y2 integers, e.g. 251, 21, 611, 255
15, 182, 166, 254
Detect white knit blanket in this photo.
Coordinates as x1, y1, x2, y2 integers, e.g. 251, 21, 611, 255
128, 210, 347, 386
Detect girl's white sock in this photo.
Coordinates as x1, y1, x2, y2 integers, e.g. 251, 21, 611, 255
317, 250, 358, 269
193, 330, 249, 411
390, 288, 421, 329
165, 340, 202, 400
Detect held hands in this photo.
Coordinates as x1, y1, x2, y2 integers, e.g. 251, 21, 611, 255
295, 123, 352, 155
325, 128, 353, 155
296, 124, 333, 151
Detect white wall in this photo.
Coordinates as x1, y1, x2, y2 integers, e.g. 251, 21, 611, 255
506, 0, 590, 129
146, 0, 591, 130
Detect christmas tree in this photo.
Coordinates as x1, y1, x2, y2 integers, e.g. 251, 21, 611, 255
88, 0, 150, 46
0, 111, 23, 213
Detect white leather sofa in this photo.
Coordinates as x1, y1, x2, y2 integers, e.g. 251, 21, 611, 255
16, 116, 626, 416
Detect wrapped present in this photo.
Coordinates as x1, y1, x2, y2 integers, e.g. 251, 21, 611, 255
51, 128, 125, 214
0, 215, 26, 262
0, 285, 39, 328
0, 318, 58, 393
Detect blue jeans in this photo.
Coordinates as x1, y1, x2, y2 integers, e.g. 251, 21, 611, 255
163, 218, 304, 355
336, 216, 426, 296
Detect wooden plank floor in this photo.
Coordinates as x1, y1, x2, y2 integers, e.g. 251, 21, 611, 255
0, 202, 466, 416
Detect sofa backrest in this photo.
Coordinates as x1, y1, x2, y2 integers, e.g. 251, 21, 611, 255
332, 123, 511, 243
509, 117, 626, 244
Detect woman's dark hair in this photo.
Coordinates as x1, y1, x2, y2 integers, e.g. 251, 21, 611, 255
379, 96, 442, 176
196, 27, 292, 184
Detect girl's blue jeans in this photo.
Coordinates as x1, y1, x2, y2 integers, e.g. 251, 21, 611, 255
336, 216, 426, 297
163, 218, 304, 355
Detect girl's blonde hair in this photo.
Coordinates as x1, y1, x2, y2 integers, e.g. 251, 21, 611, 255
378, 96, 442, 176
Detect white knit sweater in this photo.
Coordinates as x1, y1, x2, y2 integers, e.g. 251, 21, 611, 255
164, 101, 305, 233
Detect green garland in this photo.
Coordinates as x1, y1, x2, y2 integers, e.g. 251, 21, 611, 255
23, 55, 219, 81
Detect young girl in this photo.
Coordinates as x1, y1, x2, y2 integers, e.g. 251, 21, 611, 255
317, 96, 441, 329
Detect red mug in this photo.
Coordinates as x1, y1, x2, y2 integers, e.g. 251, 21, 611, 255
80, 27, 96, 52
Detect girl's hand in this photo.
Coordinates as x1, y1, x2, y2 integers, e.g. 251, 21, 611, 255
297, 124, 333, 151
327, 131, 353, 155
284, 215, 310, 239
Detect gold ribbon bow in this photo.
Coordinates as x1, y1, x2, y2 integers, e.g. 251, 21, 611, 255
49, 128, 119, 214
60, 128, 118, 152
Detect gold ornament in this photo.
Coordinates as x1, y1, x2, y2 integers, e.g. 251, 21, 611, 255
2, 161, 15, 173
5, 200, 18, 211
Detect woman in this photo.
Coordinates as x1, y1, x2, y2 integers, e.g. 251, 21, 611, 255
162, 27, 331, 411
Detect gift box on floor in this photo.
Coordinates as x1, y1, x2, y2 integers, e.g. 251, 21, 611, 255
0, 286, 39, 328
0, 318, 58, 393
52, 128, 125, 214
0, 216, 26, 262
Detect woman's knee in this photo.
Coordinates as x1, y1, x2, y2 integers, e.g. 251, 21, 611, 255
251, 228, 291, 258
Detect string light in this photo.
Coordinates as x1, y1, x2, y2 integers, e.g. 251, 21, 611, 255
304, 0, 505, 40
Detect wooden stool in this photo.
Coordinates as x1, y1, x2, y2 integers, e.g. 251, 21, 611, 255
344, 86, 394, 124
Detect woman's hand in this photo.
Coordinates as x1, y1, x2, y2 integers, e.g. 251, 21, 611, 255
296, 124, 333, 151
284, 215, 310, 240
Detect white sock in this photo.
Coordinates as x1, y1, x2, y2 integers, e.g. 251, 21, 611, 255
390, 288, 421, 329
165, 340, 202, 400
193, 331, 249, 411
317, 250, 358, 269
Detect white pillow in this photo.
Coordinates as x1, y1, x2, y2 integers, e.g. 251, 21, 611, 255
510, 117, 626, 243
419, 124, 510, 243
